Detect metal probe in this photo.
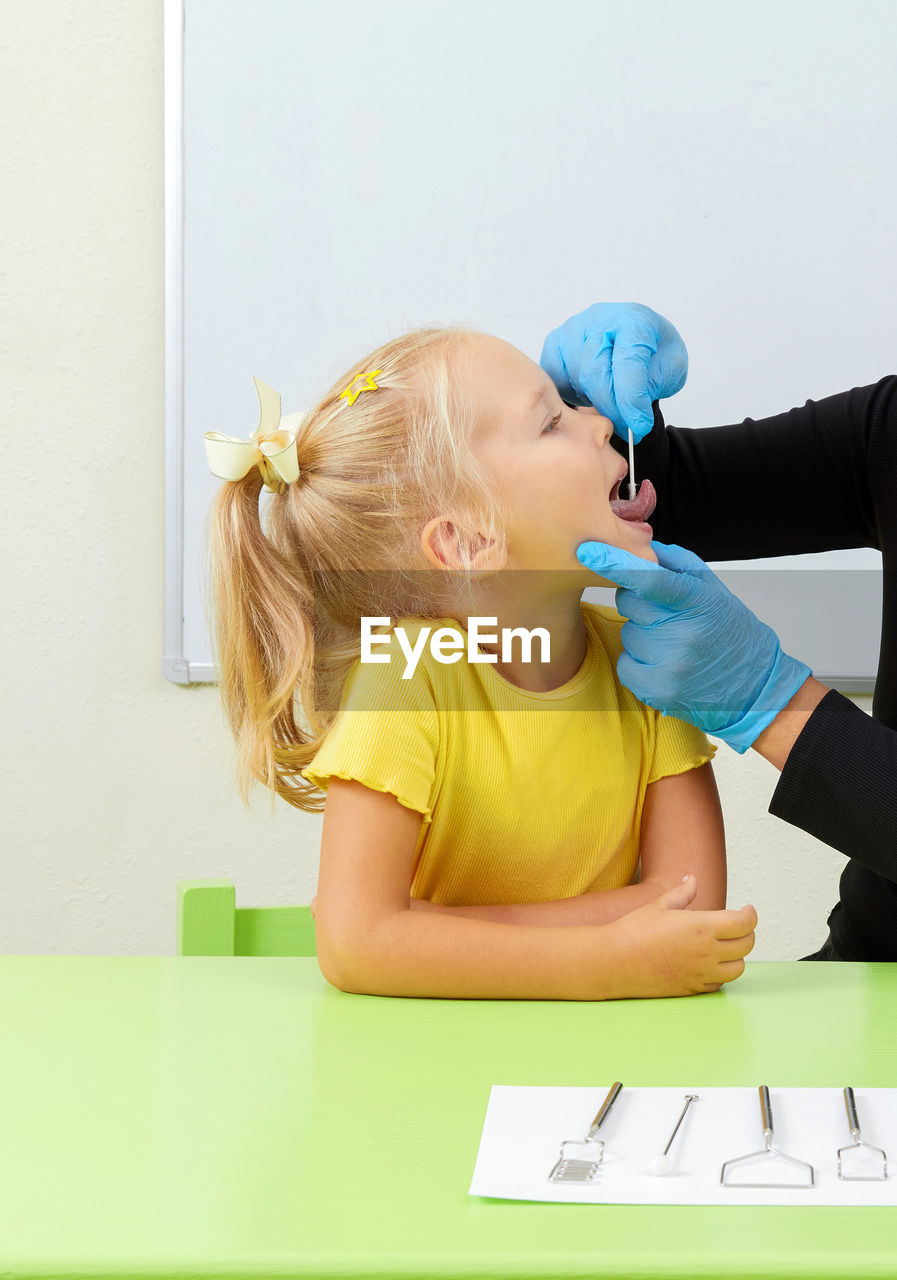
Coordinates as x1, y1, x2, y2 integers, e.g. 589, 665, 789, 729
650, 1094, 699, 1176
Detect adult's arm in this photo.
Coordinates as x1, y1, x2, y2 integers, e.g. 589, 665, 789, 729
630, 377, 897, 901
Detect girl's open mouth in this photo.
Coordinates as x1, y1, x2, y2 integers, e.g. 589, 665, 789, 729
609, 476, 657, 525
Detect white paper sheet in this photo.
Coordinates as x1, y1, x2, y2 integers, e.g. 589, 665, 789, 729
468, 1086, 897, 1205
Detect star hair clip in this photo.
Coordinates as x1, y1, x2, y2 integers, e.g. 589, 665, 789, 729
338, 368, 383, 406
204, 377, 304, 495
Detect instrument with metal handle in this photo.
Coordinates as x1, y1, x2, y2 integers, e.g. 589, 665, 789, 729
585, 1081, 623, 1140
548, 1082, 623, 1183
759, 1084, 775, 1144
651, 1093, 700, 1176
721, 1085, 815, 1188
838, 1086, 888, 1181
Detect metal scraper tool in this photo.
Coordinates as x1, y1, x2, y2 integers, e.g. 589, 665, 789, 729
547, 1082, 623, 1183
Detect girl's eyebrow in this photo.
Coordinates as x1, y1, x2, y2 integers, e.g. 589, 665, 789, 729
525, 384, 555, 415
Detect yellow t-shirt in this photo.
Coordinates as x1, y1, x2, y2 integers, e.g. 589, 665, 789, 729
302, 602, 715, 906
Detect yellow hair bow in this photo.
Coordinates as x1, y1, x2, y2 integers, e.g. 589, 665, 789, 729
204, 377, 303, 494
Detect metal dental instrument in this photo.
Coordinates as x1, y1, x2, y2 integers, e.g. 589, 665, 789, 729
650, 1093, 699, 1176
627, 428, 637, 499
720, 1086, 815, 1188
837, 1087, 888, 1181
548, 1081, 623, 1183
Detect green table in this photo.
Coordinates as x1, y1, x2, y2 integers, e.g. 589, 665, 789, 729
2, 958, 896, 1279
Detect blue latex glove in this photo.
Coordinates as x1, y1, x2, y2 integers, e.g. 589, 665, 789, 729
540, 302, 688, 443
576, 539, 813, 752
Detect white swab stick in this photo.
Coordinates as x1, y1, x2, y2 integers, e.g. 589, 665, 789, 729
627, 428, 637, 499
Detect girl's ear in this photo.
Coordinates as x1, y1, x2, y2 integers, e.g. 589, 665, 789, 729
420, 515, 506, 572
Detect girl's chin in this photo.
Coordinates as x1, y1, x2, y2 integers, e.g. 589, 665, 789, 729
634, 533, 658, 563
602, 519, 654, 561
616, 517, 657, 560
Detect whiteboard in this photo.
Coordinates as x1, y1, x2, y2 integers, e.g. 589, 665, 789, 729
164, 0, 891, 689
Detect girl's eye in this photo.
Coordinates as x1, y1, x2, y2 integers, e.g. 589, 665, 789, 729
542, 412, 562, 435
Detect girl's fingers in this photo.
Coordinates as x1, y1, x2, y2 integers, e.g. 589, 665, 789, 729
715, 957, 748, 983
715, 904, 759, 938
718, 932, 756, 962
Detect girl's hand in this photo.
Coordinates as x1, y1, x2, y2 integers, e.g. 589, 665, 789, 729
603, 875, 757, 997
310, 895, 317, 918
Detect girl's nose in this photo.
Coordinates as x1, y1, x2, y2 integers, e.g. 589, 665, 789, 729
594, 415, 614, 447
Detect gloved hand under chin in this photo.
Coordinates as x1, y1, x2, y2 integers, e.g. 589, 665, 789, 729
576, 539, 813, 752
540, 302, 688, 444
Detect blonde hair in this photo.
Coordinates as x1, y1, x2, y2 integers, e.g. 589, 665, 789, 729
204, 325, 507, 812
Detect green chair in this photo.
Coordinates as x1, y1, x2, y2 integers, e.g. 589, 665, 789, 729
176, 879, 316, 956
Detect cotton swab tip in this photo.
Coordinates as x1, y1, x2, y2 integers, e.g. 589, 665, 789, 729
650, 1154, 671, 1176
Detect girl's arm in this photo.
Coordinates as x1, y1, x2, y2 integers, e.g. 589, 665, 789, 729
403, 762, 725, 924
637, 762, 726, 911
313, 777, 755, 1000
407, 882, 670, 925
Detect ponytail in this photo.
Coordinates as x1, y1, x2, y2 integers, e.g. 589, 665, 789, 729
205, 467, 323, 813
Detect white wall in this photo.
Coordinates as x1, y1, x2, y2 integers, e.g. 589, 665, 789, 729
1, 0, 856, 958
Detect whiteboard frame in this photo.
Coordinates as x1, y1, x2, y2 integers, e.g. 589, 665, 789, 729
164, 0, 215, 684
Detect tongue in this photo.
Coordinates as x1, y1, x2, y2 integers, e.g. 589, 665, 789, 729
610, 477, 657, 524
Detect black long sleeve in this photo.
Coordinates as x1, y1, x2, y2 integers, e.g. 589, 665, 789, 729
626, 377, 897, 959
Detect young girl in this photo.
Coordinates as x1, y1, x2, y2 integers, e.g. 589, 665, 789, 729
205, 326, 757, 1000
